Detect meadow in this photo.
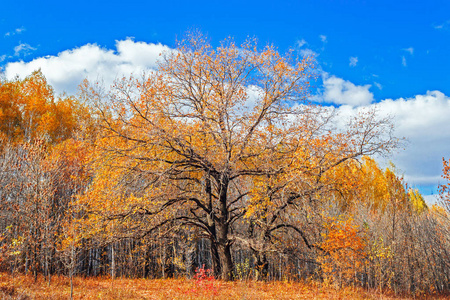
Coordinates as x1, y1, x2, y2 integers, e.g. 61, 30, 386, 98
1, 272, 444, 300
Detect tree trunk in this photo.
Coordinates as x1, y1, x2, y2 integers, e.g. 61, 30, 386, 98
217, 242, 233, 281
111, 245, 115, 280
70, 274, 73, 300
216, 175, 233, 281
254, 251, 269, 281
210, 239, 222, 278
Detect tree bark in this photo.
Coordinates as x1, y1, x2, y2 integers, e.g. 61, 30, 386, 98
210, 239, 222, 278
216, 175, 234, 280
254, 251, 269, 281
217, 242, 233, 281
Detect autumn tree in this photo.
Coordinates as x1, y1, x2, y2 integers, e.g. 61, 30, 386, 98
81, 33, 398, 280
0, 70, 94, 283
0, 70, 83, 146
439, 158, 450, 214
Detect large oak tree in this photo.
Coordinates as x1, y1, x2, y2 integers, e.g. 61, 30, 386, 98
82, 34, 398, 280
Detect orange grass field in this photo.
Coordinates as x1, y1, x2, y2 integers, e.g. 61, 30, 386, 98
0, 273, 448, 300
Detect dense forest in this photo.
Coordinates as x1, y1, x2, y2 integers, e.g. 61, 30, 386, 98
0, 35, 449, 295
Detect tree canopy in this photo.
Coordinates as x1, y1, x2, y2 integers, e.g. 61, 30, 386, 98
81, 35, 398, 280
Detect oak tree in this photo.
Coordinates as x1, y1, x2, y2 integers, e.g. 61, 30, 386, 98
82, 34, 398, 280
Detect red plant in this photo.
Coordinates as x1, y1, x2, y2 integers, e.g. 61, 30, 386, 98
189, 265, 220, 296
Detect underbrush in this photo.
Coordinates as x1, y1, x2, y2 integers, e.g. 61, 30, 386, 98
0, 272, 448, 299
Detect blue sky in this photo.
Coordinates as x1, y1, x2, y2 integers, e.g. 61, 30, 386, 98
2, 0, 450, 201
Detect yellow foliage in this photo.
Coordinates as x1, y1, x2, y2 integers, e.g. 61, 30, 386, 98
407, 188, 427, 213
325, 157, 418, 213
318, 215, 366, 286
0, 70, 86, 146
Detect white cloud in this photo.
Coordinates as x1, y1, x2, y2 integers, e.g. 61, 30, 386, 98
296, 39, 307, 48
402, 55, 407, 67
335, 90, 450, 189
403, 47, 414, 55
318, 73, 450, 193
401, 48, 413, 67
4, 39, 172, 95
4, 27, 25, 37
299, 48, 318, 58
349, 56, 358, 67
243, 85, 264, 112
423, 194, 439, 205
374, 82, 382, 90
15, 27, 25, 34
322, 74, 374, 106
0, 55, 5, 63
319, 35, 327, 43
13, 43, 36, 56
377, 91, 450, 143
434, 20, 450, 30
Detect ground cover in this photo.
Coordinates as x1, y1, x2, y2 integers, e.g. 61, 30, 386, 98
0, 273, 447, 300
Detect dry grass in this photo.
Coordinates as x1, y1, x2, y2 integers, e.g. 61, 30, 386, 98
0, 273, 448, 300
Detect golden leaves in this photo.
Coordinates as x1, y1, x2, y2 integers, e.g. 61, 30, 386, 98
0, 70, 87, 145
318, 215, 366, 286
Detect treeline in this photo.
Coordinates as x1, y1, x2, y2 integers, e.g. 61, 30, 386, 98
0, 35, 450, 295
